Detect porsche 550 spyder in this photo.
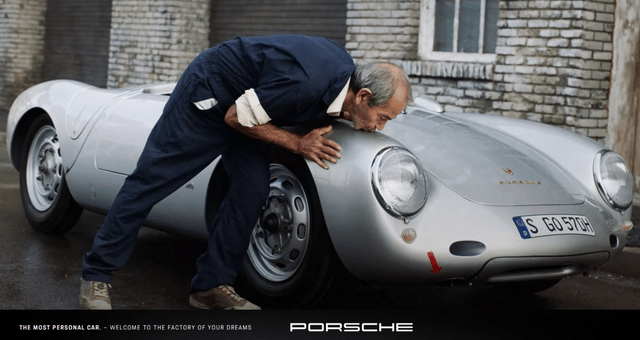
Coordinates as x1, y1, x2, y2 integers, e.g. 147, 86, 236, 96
6, 80, 635, 308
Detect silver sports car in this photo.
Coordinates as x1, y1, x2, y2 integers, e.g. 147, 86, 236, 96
6, 80, 635, 308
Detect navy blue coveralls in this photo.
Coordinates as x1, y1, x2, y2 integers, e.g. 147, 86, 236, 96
82, 35, 356, 291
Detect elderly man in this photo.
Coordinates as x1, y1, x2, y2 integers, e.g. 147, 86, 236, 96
79, 34, 411, 310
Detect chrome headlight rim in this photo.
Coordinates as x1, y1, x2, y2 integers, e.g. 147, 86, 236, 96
593, 150, 634, 211
371, 146, 428, 219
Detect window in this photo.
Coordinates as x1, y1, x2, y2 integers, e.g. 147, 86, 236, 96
419, 0, 499, 63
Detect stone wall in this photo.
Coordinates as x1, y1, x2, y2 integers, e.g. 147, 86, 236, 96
0, 0, 46, 116
345, 0, 615, 142
107, 0, 211, 88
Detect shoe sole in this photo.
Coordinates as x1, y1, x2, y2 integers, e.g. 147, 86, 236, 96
188, 295, 260, 310
189, 295, 215, 310
79, 296, 112, 310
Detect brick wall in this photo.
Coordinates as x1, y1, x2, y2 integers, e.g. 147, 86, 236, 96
345, 0, 420, 61
0, 0, 620, 144
107, 0, 211, 88
493, 0, 614, 140
0, 0, 46, 116
345, 0, 615, 142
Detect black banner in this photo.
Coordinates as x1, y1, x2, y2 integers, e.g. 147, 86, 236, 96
1, 309, 628, 340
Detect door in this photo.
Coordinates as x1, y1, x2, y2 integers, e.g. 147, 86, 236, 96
209, 0, 348, 47
42, 0, 112, 87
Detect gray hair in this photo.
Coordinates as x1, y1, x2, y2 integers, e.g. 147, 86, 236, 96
349, 62, 413, 107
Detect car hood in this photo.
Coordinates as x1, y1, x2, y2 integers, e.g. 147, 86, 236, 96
381, 110, 584, 206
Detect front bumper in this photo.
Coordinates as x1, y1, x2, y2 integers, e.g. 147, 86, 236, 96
470, 252, 610, 283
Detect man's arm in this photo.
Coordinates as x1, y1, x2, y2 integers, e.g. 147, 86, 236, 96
224, 104, 342, 170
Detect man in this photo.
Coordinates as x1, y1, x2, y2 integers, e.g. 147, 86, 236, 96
79, 35, 411, 310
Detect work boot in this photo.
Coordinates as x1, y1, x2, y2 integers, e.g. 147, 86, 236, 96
189, 285, 261, 310
79, 278, 112, 310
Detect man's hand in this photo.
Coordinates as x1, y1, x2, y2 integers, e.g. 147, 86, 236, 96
224, 105, 342, 169
297, 126, 342, 170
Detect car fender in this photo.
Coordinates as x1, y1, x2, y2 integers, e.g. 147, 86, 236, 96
303, 120, 416, 277
8, 80, 84, 169
7, 80, 131, 172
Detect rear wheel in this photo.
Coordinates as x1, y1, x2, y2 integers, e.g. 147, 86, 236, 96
19, 115, 83, 234
236, 157, 346, 308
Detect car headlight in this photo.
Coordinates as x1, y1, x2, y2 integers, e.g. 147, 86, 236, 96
594, 150, 634, 211
371, 147, 428, 219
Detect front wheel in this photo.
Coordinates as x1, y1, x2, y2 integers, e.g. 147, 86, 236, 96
236, 158, 346, 308
19, 115, 83, 234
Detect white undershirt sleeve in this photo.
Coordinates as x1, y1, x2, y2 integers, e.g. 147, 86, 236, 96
235, 89, 272, 127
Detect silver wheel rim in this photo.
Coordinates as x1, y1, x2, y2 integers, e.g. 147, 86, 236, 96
26, 125, 63, 211
247, 164, 311, 282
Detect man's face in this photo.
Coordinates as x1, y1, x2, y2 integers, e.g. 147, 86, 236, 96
345, 85, 407, 132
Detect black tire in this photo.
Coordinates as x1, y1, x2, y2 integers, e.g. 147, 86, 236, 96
19, 115, 83, 234
234, 155, 347, 309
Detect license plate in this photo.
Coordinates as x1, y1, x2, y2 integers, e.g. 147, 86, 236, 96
513, 215, 596, 239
